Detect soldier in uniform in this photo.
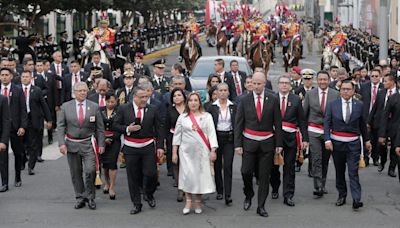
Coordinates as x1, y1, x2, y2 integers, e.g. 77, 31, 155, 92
59, 31, 71, 63
186, 15, 202, 57
92, 13, 116, 62
130, 30, 145, 57
290, 66, 303, 93
281, 15, 301, 60
114, 31, 132, 72
151, 59, 170, 95
326, 23, 349, 71
73, 31, 84, 63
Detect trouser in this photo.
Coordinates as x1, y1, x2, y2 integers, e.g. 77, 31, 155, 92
166, 133, 173, 173
270, 135, 297, 198
332, 139, 362, 201
309, 134, 331, 190
67, 148, 96, 200
0, 132, 24, 185
124, 144, 157, 206
24, 127, 41, 170
214, 132, 234, 197
241, 138, 274, 208
380, 137, 399, 171
369, 128, 382, 163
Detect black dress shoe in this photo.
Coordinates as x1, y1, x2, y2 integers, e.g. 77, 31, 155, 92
388, 170, 397, 178
295, 166, 301, 172
313, 189, 323, 198
378, 164, 384, 172
143, 194, 148, 202
109, 193, 116, 200
0, 185, 8, 192
322, 188, 328, 194
74, 200, 86, 209
88, 199, 96, 210
103, 188, 109, 194
308, 170, 313, 178
15, 181, 22, 187
28, 168, 35, 175
256, 207, 269, 217
243, 197, 252, 211
48, 139, 53, 145
167, 170, 173, 176
147, 195, 156, 208
373, 161, 379, 166
284, 197, 295, 207
130, 204, 142, 214
21, 163, 26, 171
335, 197, 346, 206
352, 200, 363, 210
37, 157, 44, 163
271, 192, 279, 199
225, 196, 233, 206
216, 194, 223, 200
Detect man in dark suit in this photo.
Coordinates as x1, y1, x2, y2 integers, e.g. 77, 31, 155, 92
0, 68, 28, 192
393, 126, 400, 182
227, 60, 247, 100
22, 58, 48, 95
114, 85, 165, 215
84, 51, 112, 82
235, 75, 253, 104
304, 71, 340, 197
50, 51, 69, 104
329, 67, 347, 91
20, 71, 52, 174
212, 58, 232, 86
254, 67, 273, 91
360, 69, 383, 166
370, 74, 398, 175
61, 61, 89, 104
151, 59, 170, 95
234, 72, 283, 217
24, 37, 37, 64
270, 75, 308, 207
324, 79, 371, 210
0, 94, 10, 192
87, 79, 110, 108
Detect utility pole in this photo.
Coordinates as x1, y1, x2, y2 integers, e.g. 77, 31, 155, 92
333, 0, 338, 20
378, 0, 389, 62
319, 0, 325, 28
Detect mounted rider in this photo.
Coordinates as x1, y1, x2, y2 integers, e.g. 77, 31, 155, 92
248, 16, 273, 63
326, 23, 349, 64
230, 19, 245, 55
92, 11, 116, 60
185, 14, 202, 57
281, 14, 301, 61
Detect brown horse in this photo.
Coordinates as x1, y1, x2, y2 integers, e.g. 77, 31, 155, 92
250, 40, 272, 75
216, 30, 228, 55
179, 31, 200, 73
283, 37, 302, 72
206, 25, 217, 47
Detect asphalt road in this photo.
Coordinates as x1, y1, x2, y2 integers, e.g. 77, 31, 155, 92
0, 39, 399, 228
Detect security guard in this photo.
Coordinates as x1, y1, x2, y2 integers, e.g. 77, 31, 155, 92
151, 59, 170, 95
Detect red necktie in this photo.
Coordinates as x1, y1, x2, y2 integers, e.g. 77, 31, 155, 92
78, 103, 84, 126
256, 95, 262, 121
56, 64, 61, 75
24, 87, 28, 98
281, 96, 286, 117
321, 91, 326, 113
99, 95, 105, 107
234, 73, 242, 95
137, 108, 142, 120
3, 87, 8, 97
371, 85, 377, 106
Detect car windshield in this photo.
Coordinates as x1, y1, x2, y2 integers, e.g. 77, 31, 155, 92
191, 59, 251, 78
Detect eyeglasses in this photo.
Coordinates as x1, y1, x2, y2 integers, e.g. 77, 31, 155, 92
370, 75, 380, 78
278, 81, 291, 85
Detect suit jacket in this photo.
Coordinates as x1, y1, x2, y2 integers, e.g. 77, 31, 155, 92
113, 102, 164, 150
88, 93, 105, 105
208, 101, 237, 132
36, 71, 58, 111
25, 85, 52, 129
329, 80, 340, 91
234, 91, 283, 152
151, 75, 171, 95
324, 98, 369, 142
57, 99, 105, 152
265, 80, 273, 91
0, 84, 28, 131
291, 80, 303, 92
359, 82, 384, 120
61, 72, 89, 104
32, 73, 48, 97
50, 62, 70, 77
84, 62, 112, 82
294, 86, 314, 101
226, 70, 247, 100
0, 95, 10, 144
24, 46, 37, 63
369, 88, 394, 129
116, 87, 133, 105
303, 87, 340, 137
379, 92, 400, 139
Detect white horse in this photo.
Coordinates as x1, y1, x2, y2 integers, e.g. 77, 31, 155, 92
81, 30, 109, 66
322, 46, 342, 70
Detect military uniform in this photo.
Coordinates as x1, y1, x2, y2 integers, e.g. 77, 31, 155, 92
151, 59, 170, 94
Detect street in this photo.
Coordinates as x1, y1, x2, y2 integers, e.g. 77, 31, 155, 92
0, 40, 399, 228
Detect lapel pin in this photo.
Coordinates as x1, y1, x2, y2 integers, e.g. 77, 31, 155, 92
288, 102, 292, 107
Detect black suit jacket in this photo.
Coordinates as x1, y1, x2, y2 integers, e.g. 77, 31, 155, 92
113, 103, 164, 150
151, 76, 171, 95
0, 84, 28, 131
84, 62, 112, 82
33, 73, 49, 97
61, 72, 89, 103
50, 62, 70, 77
265, 80, 273, 91
26, 85, 52, 129
226, 71, 247, 100
208, 101, 237, 132
0, 95, 10, 144
379, 92, 400, 139
88, 93, 101, 104
234, 91, 283, 152
369, 88, 389, 129
360, 82, 384, 120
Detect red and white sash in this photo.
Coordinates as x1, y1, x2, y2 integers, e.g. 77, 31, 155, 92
66, 134, 100, 172
124, 136, 154, 148
308, 123, 324, 135
189, 112, 211, 151
104, 130, 114, 137
243, 128, 274, 141
282, 122, 302, 151
330, 131, 359, 142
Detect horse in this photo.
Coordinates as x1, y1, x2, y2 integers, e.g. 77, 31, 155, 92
283, 36, 302, 72
206, 25, 217, 47
249, 39, 272, 75
216, 30, 229, 55
81, 30, 109, 67
179, 31, 200, 73
321, 46, 344, 70
242, 30, 253, 57
233, 34, 244, 56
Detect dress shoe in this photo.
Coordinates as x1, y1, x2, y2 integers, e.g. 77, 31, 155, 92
373, 161, 379, 166
313, 189, 323, 198
88, 199, 96, 210
243, 197, 252, 211
21, 162, 26, 171
167, 170, 173, 176
378, 164, 384, 172
388, 170, 397, 178
295, 166, 301, 172
256, 207, 269, 217
284, 197, 295, 207
74, 199, 86, 209
143, 194, 148, 202
216, 194, 223, 200
0, 185, 8, 192
352, 200, 363, 210
130, 204, 142, 214
15, 181, 22, 187
183, 207, 191, 215
271, 192, 279, 199
322, 188, 328, 194
225, 196, 233, 206
109, 192, 116, 200
28, 168, 35, 175
147, 195, 156, 208
103, 188, 109, 194
48, 139, 53, 145
335, 197, 346, 206
37, 157, 44, 163
308, 170, 313, 178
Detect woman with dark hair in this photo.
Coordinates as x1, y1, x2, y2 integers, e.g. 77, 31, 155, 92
172, 92, 218, 215
100, 92, 121, 200
206, 74, 222, 90
204, 85, 219, 111
165, 88, 187, 202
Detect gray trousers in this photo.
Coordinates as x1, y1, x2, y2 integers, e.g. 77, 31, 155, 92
309, 134, 331, 190
67, 142, 96, 200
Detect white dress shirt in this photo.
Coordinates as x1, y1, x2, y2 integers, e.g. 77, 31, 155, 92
341, 98, 352, 122
253, 91, 265, 110
71, 72, 81, 98
214, 99, 233, 131
318, 87, 329, 109
1, 83, 11, 96
384, 87, 396, 107
23, 84, 31, 113
218, 71, 226, 82
231, 71, 243, 93
75, 99, 87, 119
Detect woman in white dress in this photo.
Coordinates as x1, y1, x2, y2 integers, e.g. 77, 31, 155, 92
172, 92, 218, 215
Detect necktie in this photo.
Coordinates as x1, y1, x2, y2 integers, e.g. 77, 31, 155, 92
137, 108, 142, 121
256, 95, 262, 121
3, 87, 8, 97
295, 81, 299, 87
281, 96, 286, 117
56, 64, 61, 75
74, 74, 79, 83
234, 73, 241, 95
371, 85, 377, 106
99, 95, 105, 107
321, 91, 326, 113
389, 89, 392, 96
345, 101, 351, 123
24, 87, 28, 98
78, 103, 84, 126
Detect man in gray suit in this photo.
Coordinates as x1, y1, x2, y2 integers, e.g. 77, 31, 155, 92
304, 71, 340, 197
57, 82, 105, 210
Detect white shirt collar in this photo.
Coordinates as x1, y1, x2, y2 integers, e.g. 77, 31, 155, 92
75, 99, 87, 106
279, 92, 288, 99
2, 84, 11, 90
318, 87, 328, 94
253, 91, 265, 99
341, 97, 352, 103
213, 99, 233, 106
